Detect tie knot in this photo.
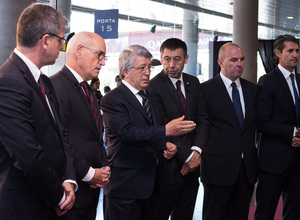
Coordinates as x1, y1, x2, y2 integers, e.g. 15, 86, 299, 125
231, 82, 237, 88
290, 73, 295, 80
138, 90, 147, 99
176, 80, 181, 88
80, 81, 88, 88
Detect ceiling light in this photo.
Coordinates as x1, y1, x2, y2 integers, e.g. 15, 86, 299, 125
287, 16, 294, 19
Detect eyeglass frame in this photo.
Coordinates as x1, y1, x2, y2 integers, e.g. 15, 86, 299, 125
131, 65, 154, 74
82, 45, 108, 62
41, 33, 66, 45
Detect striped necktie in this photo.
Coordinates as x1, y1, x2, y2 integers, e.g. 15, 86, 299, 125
290, 73, 299, 120
81, 81, 100, 130
138, 90, 153, 124
176, 80, 187, 117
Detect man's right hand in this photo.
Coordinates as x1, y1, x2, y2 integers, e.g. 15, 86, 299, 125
165, 116, 196, 137
87, 166, 110, 188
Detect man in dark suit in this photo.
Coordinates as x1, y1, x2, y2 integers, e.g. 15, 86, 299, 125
255, 35, 300, 220
200, 43, 258, 220
51, 32, 110, 220
147, 38, 209, 220
101, 44, 196, 220
0, 4, 76, 219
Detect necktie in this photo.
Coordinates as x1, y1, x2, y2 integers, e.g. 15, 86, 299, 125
231, 82, 244, 128
38, 73, 46, 96
81, 81, 100, 130
176, 80, 187, 117
290, 74, 299, 120
138, 90, 153, 124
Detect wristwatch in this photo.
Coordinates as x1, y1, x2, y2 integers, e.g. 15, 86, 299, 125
296, 127, 300, 137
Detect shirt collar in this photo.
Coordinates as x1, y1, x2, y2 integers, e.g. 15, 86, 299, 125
122, 80, 141, 95
168, 74, 184, 86
14, 48, 41, 83
220, 72, 241, 89
278, 64, 296, 80
65, 65, 84, 83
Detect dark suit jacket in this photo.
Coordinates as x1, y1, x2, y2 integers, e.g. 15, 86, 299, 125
200, 74, 258, 186
101, 83, 166, 199
257, 66, 300, 174
50, 66, 107, 209
148, 71, 209, 183
0, 52, 76, 219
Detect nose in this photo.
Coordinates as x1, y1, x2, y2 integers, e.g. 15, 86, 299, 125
99, 58, 106, 66
169, 59, 175, 67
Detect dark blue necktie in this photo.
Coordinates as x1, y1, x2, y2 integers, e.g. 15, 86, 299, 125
290, 74, 299, 120
138, 90, 153, 124
231, 82, 244, 128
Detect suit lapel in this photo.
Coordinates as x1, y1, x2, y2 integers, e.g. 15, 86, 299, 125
214, 74, 243, 129
119, 84, 152, 124
275, 67, 295, 111
10, 52, 58, 129
160, 71, 186, 117
61, 66, 100, 133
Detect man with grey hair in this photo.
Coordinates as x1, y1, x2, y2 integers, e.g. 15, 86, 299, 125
101, 45, 196, 220
51, 31, 110, 220
0, 3, 76, 219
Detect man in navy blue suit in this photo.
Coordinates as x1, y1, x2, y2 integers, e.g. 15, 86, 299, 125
101, 44, 196, 220
0, 4, 76, 219
255, 34, 300, 220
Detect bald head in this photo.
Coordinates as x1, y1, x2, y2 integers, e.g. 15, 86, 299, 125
218, 43, 241, 61
65, 31, 106, 81
218, 42, 245, 81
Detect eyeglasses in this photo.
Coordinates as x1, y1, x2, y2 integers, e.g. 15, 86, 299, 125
41, 33, 66, 45
131, 65, 154, 74
162, 56, 184, 64
82, 46, 108, 62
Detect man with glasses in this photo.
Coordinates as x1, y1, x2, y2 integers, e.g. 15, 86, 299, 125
148, 38, 209, 220
101, 44, 196, 220
0, 3, 76, 219
51, 31, 110, 220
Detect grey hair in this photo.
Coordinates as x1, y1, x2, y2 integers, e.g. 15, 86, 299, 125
119, 45, 152, 79
17, 3, 68, 47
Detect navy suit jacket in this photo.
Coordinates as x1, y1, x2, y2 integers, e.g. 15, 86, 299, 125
200, 74, 258, 186
101, 83, 166, 199
0, 52, 76, 219
258, 66, 300, 174
148, 71, 209, 183
51, 66, 107, 212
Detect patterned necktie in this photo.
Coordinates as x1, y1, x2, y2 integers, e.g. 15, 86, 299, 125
38, 73, 46, 96
138, 90, 153, 124
231, 82, 244, 128
81, 81, 100, 130
290, 73, 299, 120
176, 80, 187, 117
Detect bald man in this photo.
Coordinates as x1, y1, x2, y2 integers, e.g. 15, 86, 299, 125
200, 43, 258, 220
51, 31, 110, 220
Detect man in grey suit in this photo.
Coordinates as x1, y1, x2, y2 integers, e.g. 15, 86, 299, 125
200, 43, 258, 220
148, 38, 209, 220
255, 34, 300, 220
51, 32, 110, 220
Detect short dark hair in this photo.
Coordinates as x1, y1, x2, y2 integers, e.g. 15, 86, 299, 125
17, 3, 68, 48
90, 78, 99, 86
160, 38, 187, 56
273, 34, 299, 64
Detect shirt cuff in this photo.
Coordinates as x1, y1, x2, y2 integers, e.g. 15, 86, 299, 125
64, 179, 78, 192
185, 146, 202, 163
58, 191, 66, 206
82, 167, 95, 182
